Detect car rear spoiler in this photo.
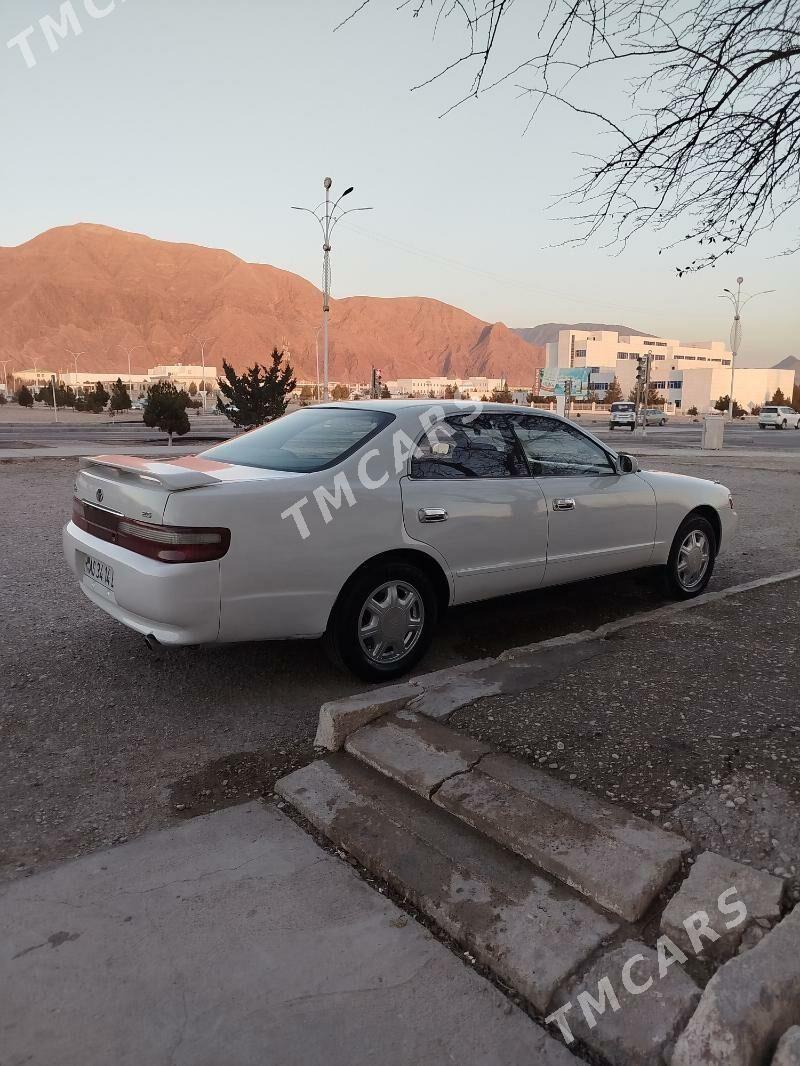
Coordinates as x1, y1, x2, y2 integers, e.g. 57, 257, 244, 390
80, 455, 225, 491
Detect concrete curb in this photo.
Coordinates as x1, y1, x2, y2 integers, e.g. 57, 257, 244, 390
315, 567, 800, 750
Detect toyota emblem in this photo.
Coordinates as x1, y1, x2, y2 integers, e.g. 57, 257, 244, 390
96, 488, 104, 503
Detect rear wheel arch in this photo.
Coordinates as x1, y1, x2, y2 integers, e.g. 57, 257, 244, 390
329, 548, 451, 627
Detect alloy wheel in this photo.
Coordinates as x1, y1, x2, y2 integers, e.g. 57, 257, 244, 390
676, 529, 711, 591
358, 580, 425, 665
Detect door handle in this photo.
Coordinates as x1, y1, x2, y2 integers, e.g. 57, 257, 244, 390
552, 498, 576, 511
418, 507, 448, 523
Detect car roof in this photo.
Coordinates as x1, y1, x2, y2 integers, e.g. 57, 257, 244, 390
317, 400, 560, 417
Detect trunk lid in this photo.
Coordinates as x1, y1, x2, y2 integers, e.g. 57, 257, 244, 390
76, 454, 229, 523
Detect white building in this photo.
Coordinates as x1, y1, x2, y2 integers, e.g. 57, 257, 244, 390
545, 329, 794, 411
15, 364, 219, 399
387, 376, 505, 398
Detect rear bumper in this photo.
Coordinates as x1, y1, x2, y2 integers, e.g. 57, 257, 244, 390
63, 521, 221, 645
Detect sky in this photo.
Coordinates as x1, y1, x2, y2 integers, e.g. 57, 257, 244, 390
1, 0, 798, 366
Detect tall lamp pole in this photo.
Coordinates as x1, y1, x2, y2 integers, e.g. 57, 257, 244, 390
1, 360, 9, 397
66, 348, 85, 389
188, 337, 209, 412
719, 278, 774, 419
314, 326, 322, 401
117, 344, 146, 397
292, 178, 372, 401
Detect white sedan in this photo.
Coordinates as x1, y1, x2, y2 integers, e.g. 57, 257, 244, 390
63, 401, 737, 680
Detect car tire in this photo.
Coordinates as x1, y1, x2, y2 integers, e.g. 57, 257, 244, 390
759, 424, 765, 429
781, 420, 787, 429
325, 561, 438, 681
659, 419, 666, 426
664, 515, 716, 600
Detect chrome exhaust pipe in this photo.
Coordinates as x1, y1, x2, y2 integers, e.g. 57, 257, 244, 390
144, 633, 161, 653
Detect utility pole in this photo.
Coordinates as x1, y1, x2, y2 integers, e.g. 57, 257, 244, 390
292, 178, 372, 401
719, 279, 774, 420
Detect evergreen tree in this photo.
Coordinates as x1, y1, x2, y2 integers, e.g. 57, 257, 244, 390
380, 384, 391, 398
17, 385, 33, 407
604, 377, 623, 404
188, 381, 198, 396
109, 378, 132, 413
490, 384, 513, 403
216, 349, 297, 428
331, 383, 350, 400
143, 381, 190, 444
769, 387, 787, 405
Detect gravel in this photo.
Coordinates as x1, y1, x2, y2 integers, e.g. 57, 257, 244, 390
2, 453, 799, 883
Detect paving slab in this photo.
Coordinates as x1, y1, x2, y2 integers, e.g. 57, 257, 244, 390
277, 754, 619, 1014
434, 752, 690, 921
550, 939, 699, 1066
0, 801, 580, 1066
345, 710, 491, 797
661, 850, 784, 958
672, 903, 800, 1066
773, 1027, 800, 1066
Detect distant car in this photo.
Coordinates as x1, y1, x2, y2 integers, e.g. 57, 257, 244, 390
63, 400, 737, 681
609, 402, 636, 431
132, 400, 146, 410
758, 406, 800, 430
642, 408, 668, 427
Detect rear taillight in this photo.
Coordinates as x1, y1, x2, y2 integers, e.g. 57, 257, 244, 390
72, 499, 230, 563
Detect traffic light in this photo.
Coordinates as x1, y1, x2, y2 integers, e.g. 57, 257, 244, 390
635, 356, 647, 387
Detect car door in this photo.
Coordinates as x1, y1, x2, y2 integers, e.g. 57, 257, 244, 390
400, 412, 548, 603
508, 413, 657, 586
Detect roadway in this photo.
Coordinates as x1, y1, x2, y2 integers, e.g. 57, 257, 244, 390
3, 412, 800, 453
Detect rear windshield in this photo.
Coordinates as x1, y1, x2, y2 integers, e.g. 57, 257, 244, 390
761, 407, 778, 413
611, 403, 635, 412
202, 407, 395, 472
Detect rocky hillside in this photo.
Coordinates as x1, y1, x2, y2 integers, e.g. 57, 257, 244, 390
0, 224, 544, 384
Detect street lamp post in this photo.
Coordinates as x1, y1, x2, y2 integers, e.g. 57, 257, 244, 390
66, 349, 85, 391
0, 360, 9, 398
187, 337, 209, 412
314, 326, 322, 401
292, 178, 372, 401
117, 344, 146, 399
719, 278, 774, 419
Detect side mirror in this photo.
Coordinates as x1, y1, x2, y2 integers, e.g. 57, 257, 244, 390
618, 453, 639, 474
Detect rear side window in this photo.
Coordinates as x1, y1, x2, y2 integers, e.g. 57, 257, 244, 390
410, 414, 528, 479
510, 415, 616, 476
202, 407, 394, 472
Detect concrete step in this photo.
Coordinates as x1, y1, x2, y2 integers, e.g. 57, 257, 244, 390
276, 752, 619, 1015
345, 711, 690, 922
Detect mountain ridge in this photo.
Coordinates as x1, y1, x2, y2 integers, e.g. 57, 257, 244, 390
512, 322, 651, 347
0, 224, 545, 385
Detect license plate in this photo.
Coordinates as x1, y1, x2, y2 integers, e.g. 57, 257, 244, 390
84, 555, 114, 590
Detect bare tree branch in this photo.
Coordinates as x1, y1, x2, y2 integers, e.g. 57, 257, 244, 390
342, 0, 800, 271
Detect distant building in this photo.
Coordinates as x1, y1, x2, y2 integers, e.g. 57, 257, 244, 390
386, 376, 505, 398
546, 328, 794, 411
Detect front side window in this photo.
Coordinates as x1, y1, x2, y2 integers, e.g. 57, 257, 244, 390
202, 407, 394, 472
510, 415, 616, 477
410, 413, 528, 479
